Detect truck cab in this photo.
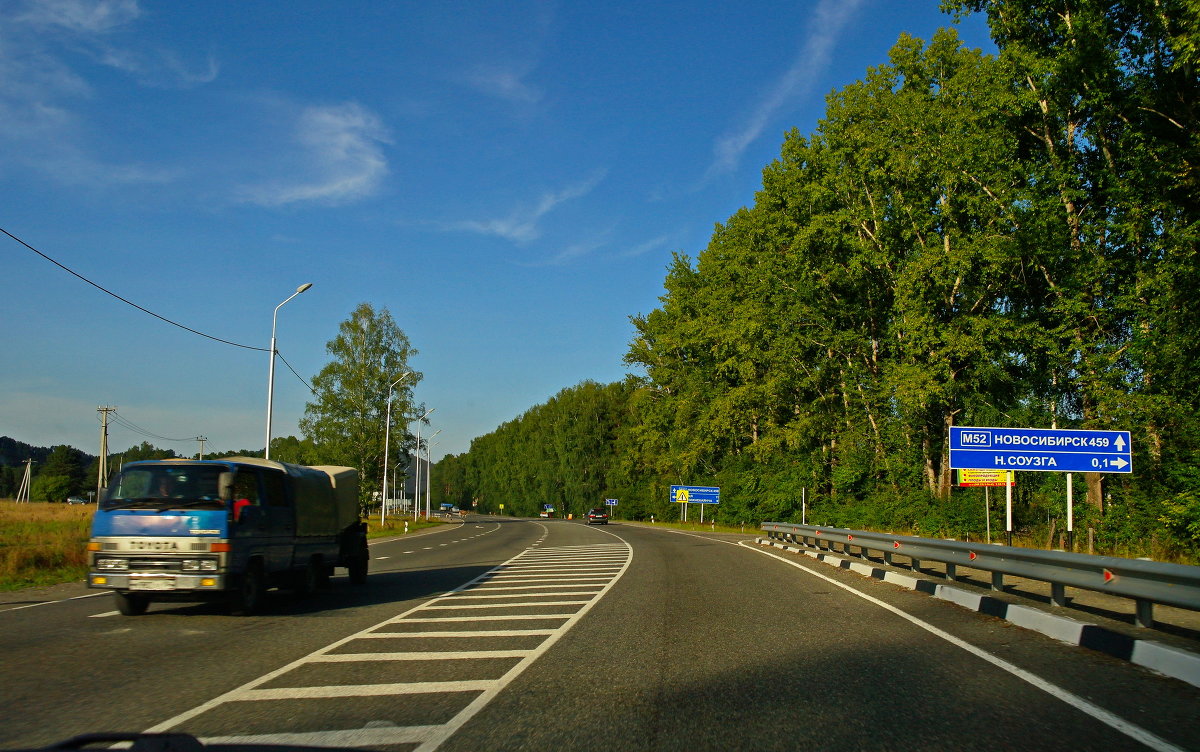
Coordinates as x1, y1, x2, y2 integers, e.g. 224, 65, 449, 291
88, 458, 366, 615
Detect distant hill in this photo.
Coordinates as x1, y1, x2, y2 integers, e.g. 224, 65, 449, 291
0, 436, 97, 468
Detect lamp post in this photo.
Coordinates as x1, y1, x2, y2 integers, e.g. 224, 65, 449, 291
412, 407, 434, 520
393, 461, 406, 512
426, 430, 441, 519
381, 372, 410, 524
265, 283, 312, 460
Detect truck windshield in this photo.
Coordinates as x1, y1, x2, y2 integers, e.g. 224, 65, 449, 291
102, 465, 226, 510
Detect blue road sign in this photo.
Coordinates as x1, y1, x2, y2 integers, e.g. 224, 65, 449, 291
605, 498, 618, 506
670, 485, 720, 504
950, 426, 1132, 474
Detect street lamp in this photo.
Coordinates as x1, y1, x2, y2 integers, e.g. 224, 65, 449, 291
265, 283, 312, 460
412, 407, 434, 520
381, 372, 411, 524
425, 430, 441, 519
393, 461, 406, 512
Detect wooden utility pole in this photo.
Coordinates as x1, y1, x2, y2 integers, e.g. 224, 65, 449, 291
97, 406, 115, 499
16, 459, 33, 503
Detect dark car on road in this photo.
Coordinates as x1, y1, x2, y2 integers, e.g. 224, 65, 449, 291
586, 508, 609, 525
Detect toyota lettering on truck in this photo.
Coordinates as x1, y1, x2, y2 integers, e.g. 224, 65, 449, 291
87, 457, 367, 616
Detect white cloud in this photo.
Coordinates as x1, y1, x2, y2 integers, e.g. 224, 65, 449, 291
0, 0, 216, 186
239, 102, 392, 207
16, 0, 140, 34
620, 235, 671, 258
708, 0, 864, 177
464, 63, 543, 104
450, 170, 607, 243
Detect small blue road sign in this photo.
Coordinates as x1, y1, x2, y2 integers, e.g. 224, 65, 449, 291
605, 498, 618, 506
670, 485, 720, 504
950, 426, 1132, 474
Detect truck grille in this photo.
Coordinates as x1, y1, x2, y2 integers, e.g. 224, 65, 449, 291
128, 558, 183, 571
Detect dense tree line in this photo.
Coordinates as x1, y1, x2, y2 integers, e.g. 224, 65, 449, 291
435, 1, 1200, 556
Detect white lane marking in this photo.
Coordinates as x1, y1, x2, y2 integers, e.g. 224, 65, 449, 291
375, 556, 390, 560
407, 539, 630, 752
312, 650, 531, 662
727, 539, 1185, 752
448, 590, 600, 600
89, 611, 120, 618
466, 583, 604, 592
494, 564, 623, 571
238, 680, 496, 700
356, 629, 556, 638
423, 600, 590, 610
205, 726, 443, 749
396, 614, 576, 623
0, 591, 108, 614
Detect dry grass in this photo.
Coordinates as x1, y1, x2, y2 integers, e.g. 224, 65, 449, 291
0, 501, 92, 591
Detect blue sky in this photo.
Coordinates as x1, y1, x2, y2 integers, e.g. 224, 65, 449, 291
1, 0, 993, 461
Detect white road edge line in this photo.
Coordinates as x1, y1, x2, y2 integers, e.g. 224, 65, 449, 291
713, 537, 1184, 752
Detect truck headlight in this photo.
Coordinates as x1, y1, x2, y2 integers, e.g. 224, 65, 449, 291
97, 559, 128, 570
182, 559, 218, 571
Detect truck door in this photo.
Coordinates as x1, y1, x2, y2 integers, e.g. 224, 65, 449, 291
232, 468, 293, 575
259, 468, 295, 572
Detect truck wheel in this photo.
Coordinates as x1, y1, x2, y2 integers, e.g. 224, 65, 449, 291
114, 592, 149, 616
348, 552, 368, 585
229, 562, 265, 616
297, 556, 325, 596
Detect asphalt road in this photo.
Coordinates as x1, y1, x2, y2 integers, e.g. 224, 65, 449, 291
1, 516, 1197, 752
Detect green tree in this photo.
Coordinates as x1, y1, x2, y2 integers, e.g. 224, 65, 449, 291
300, 303, 421, 508
34, 445, 87, 501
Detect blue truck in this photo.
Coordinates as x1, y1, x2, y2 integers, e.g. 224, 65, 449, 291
87, 457, 367, 615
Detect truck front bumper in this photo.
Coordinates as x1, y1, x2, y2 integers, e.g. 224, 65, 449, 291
88, 573, 227, 592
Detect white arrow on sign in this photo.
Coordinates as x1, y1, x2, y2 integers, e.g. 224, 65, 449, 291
1115, 435, 1127, 451
1112, 457, 1129, 470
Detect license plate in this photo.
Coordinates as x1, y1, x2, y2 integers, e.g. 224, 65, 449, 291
129, 578, 175, 591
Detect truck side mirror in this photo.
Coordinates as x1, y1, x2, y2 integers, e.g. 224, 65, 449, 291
219, 472, 235, 501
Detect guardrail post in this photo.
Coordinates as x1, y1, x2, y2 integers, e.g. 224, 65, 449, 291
1135, 599, 1154, 628
883, 551, 893, 566
945, 563, 957, 581
911, 558, 921, 574
1051, 583, 1067, 607
991, 571, 1005, 591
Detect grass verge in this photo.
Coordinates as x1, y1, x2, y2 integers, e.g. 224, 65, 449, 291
366, 515, 457, 539
0, 501, 92, 591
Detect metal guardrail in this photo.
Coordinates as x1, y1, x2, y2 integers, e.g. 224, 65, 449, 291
760, 522, 1200, 629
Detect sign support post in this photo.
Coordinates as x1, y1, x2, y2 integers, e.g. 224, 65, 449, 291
985, 487, 991, 544
1066, 473, 1074, 551
1005, 478, 1013, 547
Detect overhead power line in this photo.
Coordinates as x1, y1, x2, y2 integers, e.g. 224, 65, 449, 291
2, 225, 268, 351
276, 350, 316, 394
106, 410, 202, 443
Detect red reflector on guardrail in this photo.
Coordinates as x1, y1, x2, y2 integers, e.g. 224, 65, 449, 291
847, 534, 854, 541
969, 551, 977, 560
1104, 569, 1115, 583
893, 541, 901, 549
